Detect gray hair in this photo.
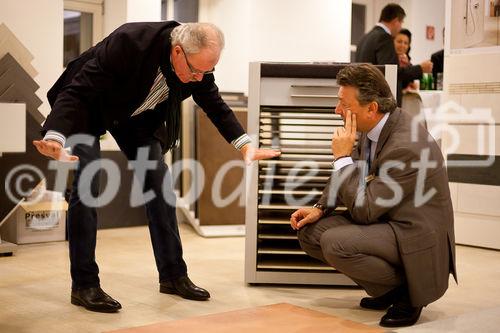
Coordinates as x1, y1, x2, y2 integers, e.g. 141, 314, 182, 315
336, 64, 397, 114
171, 22, 225, 54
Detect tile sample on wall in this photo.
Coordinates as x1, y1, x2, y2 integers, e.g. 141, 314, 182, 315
0, 23, 38, 78
0, 53, 43, 123
0, 102, 26, 154
0, 36, 50, 223
0, 52, 39, 92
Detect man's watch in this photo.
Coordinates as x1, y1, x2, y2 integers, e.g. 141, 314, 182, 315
312, 203, 326, 213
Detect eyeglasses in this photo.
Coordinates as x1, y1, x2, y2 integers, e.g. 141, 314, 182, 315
180, 46, 215, 76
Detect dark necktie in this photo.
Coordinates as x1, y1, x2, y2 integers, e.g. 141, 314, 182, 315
365, 137, 372, 171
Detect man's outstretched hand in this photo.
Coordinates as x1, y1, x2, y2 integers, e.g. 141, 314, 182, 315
33, 140, 79, 162
240, 144, 281, 165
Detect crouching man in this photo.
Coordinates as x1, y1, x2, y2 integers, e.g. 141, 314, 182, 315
291, 64, 457, 327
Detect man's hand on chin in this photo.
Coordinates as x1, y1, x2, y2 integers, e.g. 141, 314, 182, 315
332, 110, 357, 159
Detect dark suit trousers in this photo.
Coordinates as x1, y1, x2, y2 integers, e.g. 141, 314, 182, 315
298, 214, 405, 297
68, 110, 187, 290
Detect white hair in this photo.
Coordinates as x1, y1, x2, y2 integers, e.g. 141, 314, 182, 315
171, 22, 225, 54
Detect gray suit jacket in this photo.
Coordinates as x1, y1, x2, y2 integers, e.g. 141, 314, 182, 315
318, 108, 457, 306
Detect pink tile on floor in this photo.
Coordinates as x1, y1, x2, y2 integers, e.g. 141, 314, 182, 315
105, 303, 384, 333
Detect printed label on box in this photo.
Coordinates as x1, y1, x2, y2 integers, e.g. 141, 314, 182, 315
25, 211, 61, 231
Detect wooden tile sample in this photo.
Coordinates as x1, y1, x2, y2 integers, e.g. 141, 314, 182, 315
105, 303, 384, 333
0, 23, 38, 78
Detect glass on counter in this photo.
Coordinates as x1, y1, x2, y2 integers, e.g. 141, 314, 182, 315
436, 73, 443, 90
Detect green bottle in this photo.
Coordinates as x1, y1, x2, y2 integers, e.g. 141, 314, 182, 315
420, 74, 428, 90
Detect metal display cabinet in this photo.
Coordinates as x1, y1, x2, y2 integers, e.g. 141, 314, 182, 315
245, 62, 397, 285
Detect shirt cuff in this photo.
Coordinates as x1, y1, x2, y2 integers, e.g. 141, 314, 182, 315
331, 157, 354, 171
231, 133, 251, 150
44, 130, 66, 147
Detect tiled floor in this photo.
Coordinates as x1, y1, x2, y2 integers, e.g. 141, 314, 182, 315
1, 223, 500, 333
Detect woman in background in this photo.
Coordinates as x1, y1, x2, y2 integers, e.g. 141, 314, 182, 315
394, 28, 418, 90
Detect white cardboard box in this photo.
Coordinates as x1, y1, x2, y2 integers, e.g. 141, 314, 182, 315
0, 199, 68, 244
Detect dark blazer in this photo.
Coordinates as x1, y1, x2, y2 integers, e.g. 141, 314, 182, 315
42, 21, 245, 149
317, 108, 457, 307
431, 49, 444, 82
355, 26, 423, 105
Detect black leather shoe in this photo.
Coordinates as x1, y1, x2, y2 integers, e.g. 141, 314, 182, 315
360, 288, 400, 310
380, 302, 423, 327
160, 276, 210, 301
71, 287, 122, 313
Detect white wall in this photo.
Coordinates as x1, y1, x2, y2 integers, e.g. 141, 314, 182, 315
199, 0, 352, 94
400, 0, 446, 64
440, 0, 500, 249
0, 0, 63, 117
373, 0, 401, 24
105, 0, 161, 36
104, 0, 128, 36
126, 0, 161, 23
198, 0, 251, 94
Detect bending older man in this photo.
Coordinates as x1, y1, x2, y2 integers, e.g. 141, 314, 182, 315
34, 21, 279, 313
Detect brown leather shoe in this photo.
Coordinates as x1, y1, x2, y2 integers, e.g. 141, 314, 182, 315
160, 276, 210, 301
71, 287, 122, 313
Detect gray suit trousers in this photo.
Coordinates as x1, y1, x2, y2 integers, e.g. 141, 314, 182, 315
298, 214, 405, 297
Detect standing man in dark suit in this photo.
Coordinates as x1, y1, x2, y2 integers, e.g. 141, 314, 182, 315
355, 3, 433, 105
431, 28, 445, 89
431, 49, 444, 86
291, 64, 456, 327
33, 22, 279, 313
